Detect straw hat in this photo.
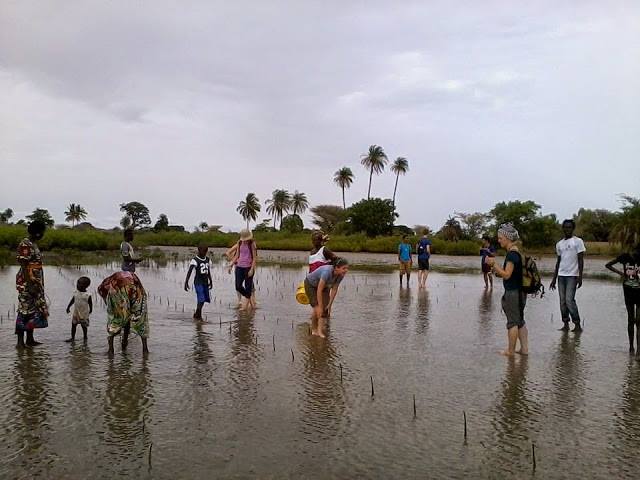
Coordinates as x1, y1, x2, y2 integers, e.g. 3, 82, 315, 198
240, 229, 253, 241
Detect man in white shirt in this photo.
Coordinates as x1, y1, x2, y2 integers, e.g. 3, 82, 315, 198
550, 219, 586, 332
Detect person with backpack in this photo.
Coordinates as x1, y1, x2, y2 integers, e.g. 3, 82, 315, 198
416, 232, 432, 289
549, 219, 585, 333
485, 224, 528, 356
229, 229, 258, 311
605, 244, 640, 353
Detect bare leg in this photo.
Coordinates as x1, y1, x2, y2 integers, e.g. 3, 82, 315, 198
194, 302, 203, 320
316, 317, 327, 339
483, 272, 489, 289
142, 338, 149, 355
65, 324, 77, 342
16, 331, 25, 349
500, 327, 518, 356
489, 274, 493, 289
516, 326, 529, 354
108, 335, 115, 355
26, 330, 41, 346
81, 325, 88, 341
122, 323, 130, 351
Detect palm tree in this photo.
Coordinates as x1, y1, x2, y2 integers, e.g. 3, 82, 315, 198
333, 167, 354, 209
265, 189, 292, 229
64, 203, 88, 227
360, 144, 388, 199
291, 191, 309, 216
391, 157, 409, 210
237, 193, 262, 229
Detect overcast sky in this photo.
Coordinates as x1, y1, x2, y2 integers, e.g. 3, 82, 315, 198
1, 1, 639, 231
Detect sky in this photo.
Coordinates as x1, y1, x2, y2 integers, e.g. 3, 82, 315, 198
1, 1, 639, 231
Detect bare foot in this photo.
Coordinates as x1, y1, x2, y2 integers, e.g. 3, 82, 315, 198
515, 350, 529, 355
65, 338, 75, 343
499, 350, 515, 357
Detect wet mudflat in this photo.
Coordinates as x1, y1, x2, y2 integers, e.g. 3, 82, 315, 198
0, 258, 638, 479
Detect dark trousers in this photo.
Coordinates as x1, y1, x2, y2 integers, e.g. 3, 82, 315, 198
558, 276, 581, 325
235, 267, 254, 299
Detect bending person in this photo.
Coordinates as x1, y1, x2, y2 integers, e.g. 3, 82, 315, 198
606, 244, 640, 354
98, 271, 149, 355
304, 258, 350, 338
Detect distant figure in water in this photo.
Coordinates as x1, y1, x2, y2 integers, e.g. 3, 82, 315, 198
606, 244, 640, 354
486, 224, 528, 357
15, 220, 49, 348
304, 258, 349, 338
416, 231, 432, 289
120, 228, 142, 272
184, 243, 213, 320
398, 235, 413, 287
98, 271, 149, 355
65, 276, 93, 342
480, 236, 496, 289
309, 231, 336, 273
229, 229, 258, 311
550, 219, 585, 332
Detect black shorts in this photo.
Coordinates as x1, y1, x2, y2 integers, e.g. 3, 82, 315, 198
418, 258, 430, 270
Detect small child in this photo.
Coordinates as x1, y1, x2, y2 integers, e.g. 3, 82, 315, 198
65, 276, 92, 342
480, 236, 496, 289
184, 244, 213, 320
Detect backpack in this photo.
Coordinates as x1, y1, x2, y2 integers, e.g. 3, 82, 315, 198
518, 252, 544, 297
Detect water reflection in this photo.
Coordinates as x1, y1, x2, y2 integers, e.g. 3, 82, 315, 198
9, 349, 52, 467
550, 333, 585, 418
396, 288, 412, 329
228, 311, 261, 404
188, 320, 216, 392
477, 289, 494, 340
415, 290, 430, 335
613, 359, 640, 457
297, 328, 345, 441
102, 357, 153, 474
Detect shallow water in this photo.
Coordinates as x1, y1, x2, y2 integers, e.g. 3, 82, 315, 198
0, 259, 638, 479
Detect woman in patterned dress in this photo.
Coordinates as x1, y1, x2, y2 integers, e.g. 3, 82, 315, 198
98, 270, 149, 355
15, 221, 49, 348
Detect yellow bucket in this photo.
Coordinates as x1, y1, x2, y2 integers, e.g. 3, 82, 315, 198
296, 281, 309, 305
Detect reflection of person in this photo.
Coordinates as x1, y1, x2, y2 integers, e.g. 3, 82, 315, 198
480, 236, 496, 289
98, 271, 149, 355
15, 220, 49, 348
606, 244, 640, 353
486, 224, 528, 357
184, 244, 213, 320
65, 276, 93, 342
120, 228, 142, 272
550, 219, 585, 332
398, 235, 413, 287
416, 232, 432, 288
309, 231, 336, 273
304, 259, 349, 338
229, 229, 258, 311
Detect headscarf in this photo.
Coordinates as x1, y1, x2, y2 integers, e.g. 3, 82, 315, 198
498, 223, 520, 241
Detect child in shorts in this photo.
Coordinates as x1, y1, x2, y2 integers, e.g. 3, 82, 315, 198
184, 244, 213, 320
65, 276, 92, 342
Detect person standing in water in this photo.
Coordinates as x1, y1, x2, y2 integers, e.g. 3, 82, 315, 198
606, 244, 640, 353
416, 231, 432, 289
229, 229, 258, 311
309, 231, 337, 273
398, 235, 413, 287
486, 224, 528, 356
304, 258, 350, 338
184, 244, 213, 320
121, 228, 142, 272
15, 220, 49, 348
550, 219, 585, 332
65, 276, 93, 342
480, 236, 496, 289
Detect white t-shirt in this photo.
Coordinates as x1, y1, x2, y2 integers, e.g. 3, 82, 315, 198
556, 236, 586, 277
73, 291, 91, 320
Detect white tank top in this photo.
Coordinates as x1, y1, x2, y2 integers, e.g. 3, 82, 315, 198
309, 246, 330, 273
